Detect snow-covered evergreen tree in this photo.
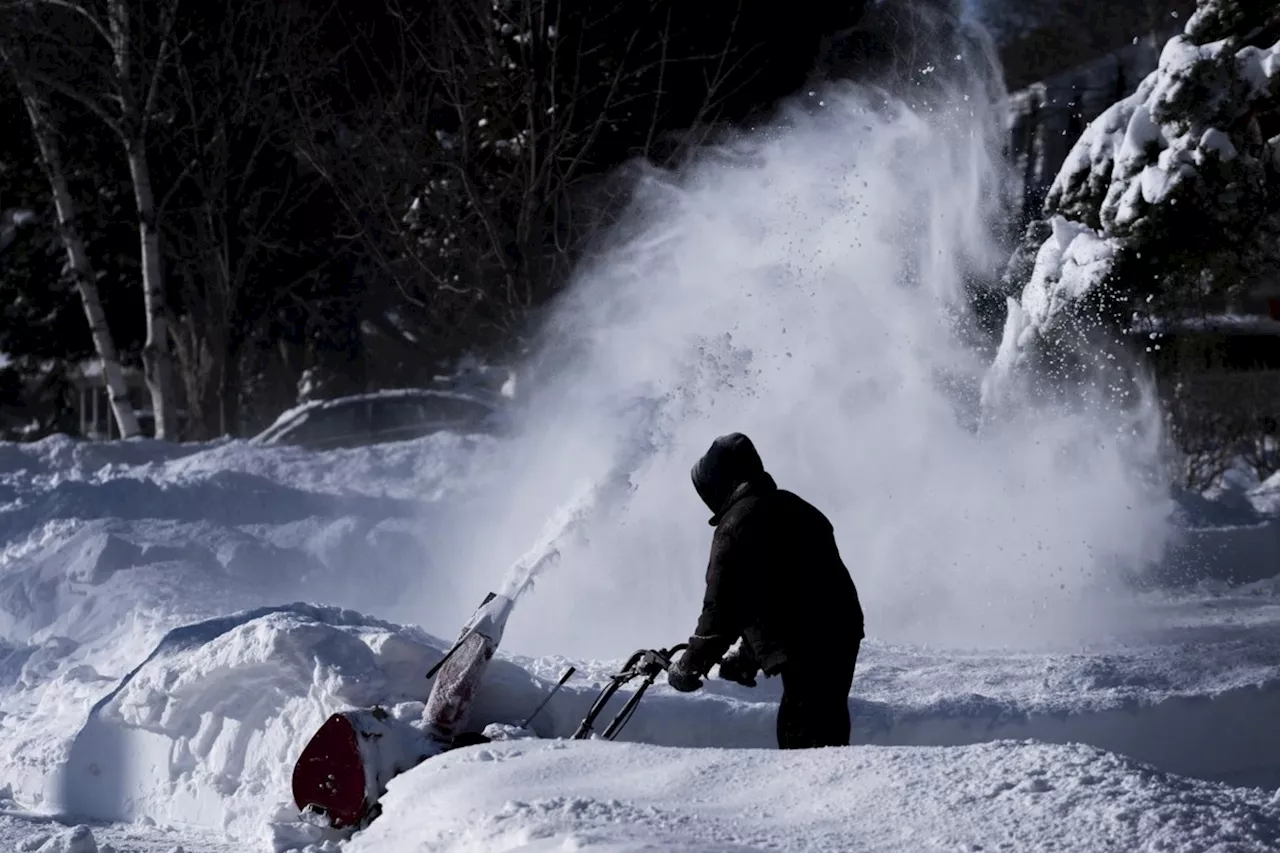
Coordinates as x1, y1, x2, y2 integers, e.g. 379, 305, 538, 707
983, 0, 1280, 410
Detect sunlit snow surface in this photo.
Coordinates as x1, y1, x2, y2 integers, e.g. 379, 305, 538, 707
0, 435, 1276, 852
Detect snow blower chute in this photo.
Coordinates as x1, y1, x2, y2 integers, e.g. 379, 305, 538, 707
290, 591, 514, 830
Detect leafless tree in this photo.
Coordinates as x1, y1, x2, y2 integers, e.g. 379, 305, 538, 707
0, 41, 141, 437
3, 0, 184, 438
158, 0, 329, 439
287, 0, 748, 378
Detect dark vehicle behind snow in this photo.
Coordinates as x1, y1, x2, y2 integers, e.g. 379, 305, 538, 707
251, 389, 503, 450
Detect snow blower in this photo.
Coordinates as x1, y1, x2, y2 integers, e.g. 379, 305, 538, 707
291, 582, 692, 833
290, 591, 514, 830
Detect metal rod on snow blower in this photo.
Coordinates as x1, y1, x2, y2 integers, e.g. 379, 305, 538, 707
425, 631, 472, 680
425, 592, 501, 680
520, 666, 576, 729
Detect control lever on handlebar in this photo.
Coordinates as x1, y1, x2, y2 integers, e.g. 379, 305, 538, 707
571, 643, 688, 741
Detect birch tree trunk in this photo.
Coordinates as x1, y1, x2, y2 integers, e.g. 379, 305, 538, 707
111, 0, 179, 440
8, 67, 142, 439
125, 143, 179, 439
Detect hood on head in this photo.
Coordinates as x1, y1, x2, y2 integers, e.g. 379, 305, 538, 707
691, 433, 765, 520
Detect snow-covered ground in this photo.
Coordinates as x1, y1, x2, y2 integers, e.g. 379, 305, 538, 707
0, 434, 1276, 853
353, 739, 1280, 853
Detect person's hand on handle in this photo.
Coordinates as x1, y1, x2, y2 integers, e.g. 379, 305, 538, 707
665, 653, 703, 692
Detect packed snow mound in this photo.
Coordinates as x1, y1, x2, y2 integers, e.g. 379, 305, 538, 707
52, 604, 456, 842
31, 593, 1280, 848
348, 738, 1280, 853
0, 432, 500, 824
984, 13, 1280, 406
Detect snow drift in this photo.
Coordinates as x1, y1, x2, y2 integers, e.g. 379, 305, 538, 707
0, 419, 1277, 850
35, 591, 1280, 848
0, 433, 493, 820
348, 738, 1280, 853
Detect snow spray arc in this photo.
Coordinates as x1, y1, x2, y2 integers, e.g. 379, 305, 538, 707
290, 592, 515, 830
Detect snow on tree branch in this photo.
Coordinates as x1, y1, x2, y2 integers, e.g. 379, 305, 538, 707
983, 0, 1280, 412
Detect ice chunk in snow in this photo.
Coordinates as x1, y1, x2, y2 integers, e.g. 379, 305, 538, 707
482, 722, 539, 741
32, 826, 97, 853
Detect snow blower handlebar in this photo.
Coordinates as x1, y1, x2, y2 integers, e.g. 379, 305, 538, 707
571, 643, 688, 742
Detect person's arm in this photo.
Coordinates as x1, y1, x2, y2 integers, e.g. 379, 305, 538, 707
681, 525, 748, 677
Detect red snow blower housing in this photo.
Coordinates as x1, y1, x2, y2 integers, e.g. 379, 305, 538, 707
291, 591, 513, 830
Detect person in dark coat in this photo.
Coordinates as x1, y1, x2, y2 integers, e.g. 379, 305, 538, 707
665, 432, 864, 749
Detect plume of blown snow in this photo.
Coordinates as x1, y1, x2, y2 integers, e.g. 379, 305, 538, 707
424, 4, 1176, 659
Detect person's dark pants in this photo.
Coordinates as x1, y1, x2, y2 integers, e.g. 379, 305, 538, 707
775, 644, 858, 749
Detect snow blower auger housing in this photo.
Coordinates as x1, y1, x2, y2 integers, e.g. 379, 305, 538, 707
291, 592, 514, 832
291, 605, 689, 836
571, 644, 687, 741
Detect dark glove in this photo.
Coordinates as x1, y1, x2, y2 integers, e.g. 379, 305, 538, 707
716, 648, 759, 687
665, 656, 703, 693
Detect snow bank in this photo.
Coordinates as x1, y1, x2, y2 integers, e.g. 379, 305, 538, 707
27, 591, 1277, 849
1159, 518, 1280, 586
0, 432, 495, 826
513, 623, 1280, 791
0, 408, 1275, 853
0, 431, 491, 508
50, 604, 447, 840
348, 738, 1280, 853
1, 427, 1278, 849
1141, 487, 1280, 587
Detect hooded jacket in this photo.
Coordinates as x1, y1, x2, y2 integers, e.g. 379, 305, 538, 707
683, 433, 864, 677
